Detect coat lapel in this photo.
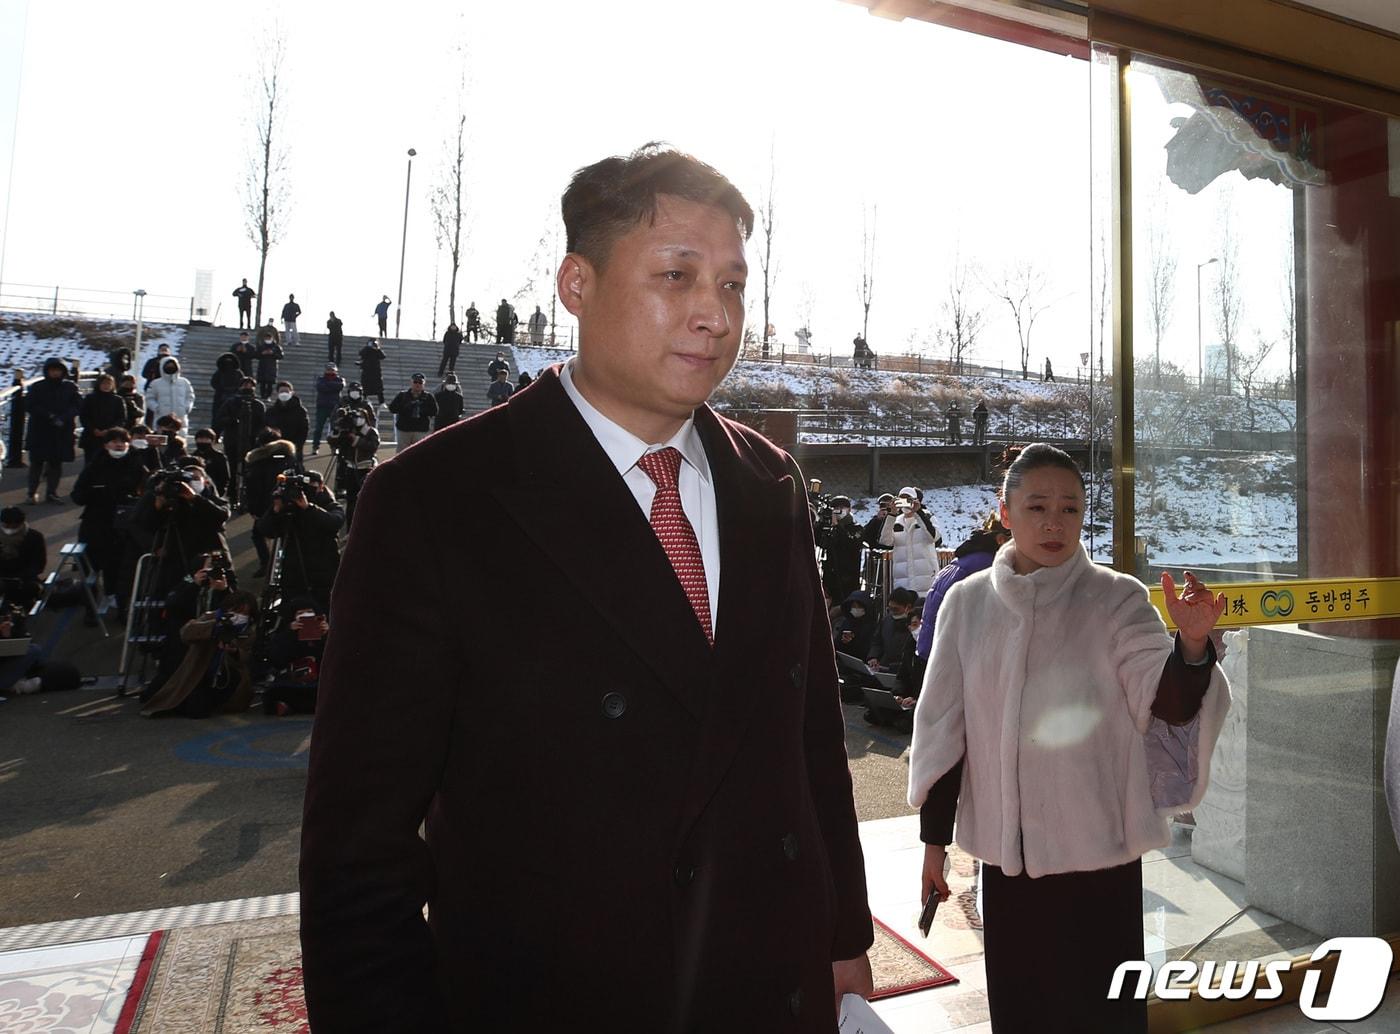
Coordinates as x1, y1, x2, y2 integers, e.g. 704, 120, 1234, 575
492, 369, 714, 717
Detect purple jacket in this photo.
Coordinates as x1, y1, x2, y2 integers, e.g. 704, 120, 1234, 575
915, 533, 1000, 658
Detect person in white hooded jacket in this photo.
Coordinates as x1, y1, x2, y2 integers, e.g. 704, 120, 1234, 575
878, 486, 943, 593
147, 356, 195, 427
908, 443, 1230, 1034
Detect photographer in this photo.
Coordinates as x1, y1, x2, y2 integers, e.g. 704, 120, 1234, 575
389, 373, 438, 453
215, 378, 267, 508
267, 379, 310, 468
341, 382, 376, 426
814, 493, 863, 605
128, 464, 231, 599
190, 428, 231, 498
327, 406, 379, 527
140, 589, 259, 718
242, 429, 298, 578
0, 507, 46, 611
254, 470, 343, 614
71, 428, 147, 613
433, 374, 465, 429
154, 414, 189, 466
261, 595, 329, 716
128, 425, 161, 477
137, 551, 235, 703
877, 486, 943, 593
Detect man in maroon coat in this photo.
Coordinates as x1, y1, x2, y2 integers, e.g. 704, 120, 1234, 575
300, 144, 873, 1032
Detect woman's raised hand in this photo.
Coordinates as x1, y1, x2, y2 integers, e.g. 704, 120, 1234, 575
1161, 571, 1227, 658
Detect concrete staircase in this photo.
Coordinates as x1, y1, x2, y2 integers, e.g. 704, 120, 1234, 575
174, 325, 516, 431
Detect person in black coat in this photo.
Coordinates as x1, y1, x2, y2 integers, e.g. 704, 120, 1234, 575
267, 380, 311, 468
5, 368, 25, 469
232, 331, 257, 379
326, 312, 344, 365
437, 322, 462, 377
210, 352, 245, 417
79, 373, 128, 465
356, 340, 385, 404
126, 468, 231, 600
242, 432, 298, 577
24, 357, 81, 504
256, 333, 284, 400
190, 428, 231, 499
117, 375, 145, 429
832, 589, 878, 661
0, 506, 47, 609
254, 470, 343, 613
433, 375, 465, 430
216, 380, 268, 508
141, 344, 173, 388
71, 428, 147, 609
815, 495, 864, 605
106, 346, 134, 381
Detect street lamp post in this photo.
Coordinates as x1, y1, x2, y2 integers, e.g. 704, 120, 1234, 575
133, 289, 147, 358
395, 147, 417, 340
1196, 257, 1218, 392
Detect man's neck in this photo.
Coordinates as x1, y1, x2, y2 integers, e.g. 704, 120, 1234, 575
569, 360, 685, 445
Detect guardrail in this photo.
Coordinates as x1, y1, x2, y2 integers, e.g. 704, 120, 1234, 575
1, 282, 193, 324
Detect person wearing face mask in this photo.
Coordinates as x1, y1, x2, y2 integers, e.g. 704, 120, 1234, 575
127, 425, 160, 477
255, 469, 343, 614
189, 428, 230, 498
327, 406, 379, 528
815, 494, 863, 605
267, 380, 310, 469
23, 357, 81, 505
147, 356, 195, 429
355, 339, 385, 405
0, 506, 46, 610
877, 486, 943, 594
232, 330, 258, 380
216, 378, 268, 509
116, 375, 145, 430
141, 590, 260, 719
339, 382, 376, 427
140, 343, 174, 388
210, 351, 246, 418
128, 459, 232, 600
909, 444, 1231, 1034
155, 415, 189, 467
137, 552, 236, 704
831, 589, 877, 663
311, 364, 346, 456
71, 429, 147, 613
866, 586, 919, 673
78, 373, 127, 466
256, 327, 284, 400
433, 374, 464, 430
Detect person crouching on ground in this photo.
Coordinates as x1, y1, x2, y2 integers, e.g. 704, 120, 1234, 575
141, 590, 260, 718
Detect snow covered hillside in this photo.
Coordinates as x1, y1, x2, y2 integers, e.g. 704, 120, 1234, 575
0, 312, 184, 376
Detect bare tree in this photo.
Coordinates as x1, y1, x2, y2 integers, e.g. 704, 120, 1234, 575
1145, 195, 1178, 388
757, 143, 778, 359
1237, 335, 1275, 431
986, 261, 1053, 379
1281, 221, 1296, 397
431, 113, 467, 328
242, 31, 290, 329
1093, 229, 1110, 384
858, 203, 877, 341
1211, 202, 1244, 394
936, 254, 987, 375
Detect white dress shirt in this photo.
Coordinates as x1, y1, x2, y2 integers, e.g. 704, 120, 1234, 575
559, 359, 721, 625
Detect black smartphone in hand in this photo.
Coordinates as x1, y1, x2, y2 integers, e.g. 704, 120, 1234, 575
918, 892, 940, 937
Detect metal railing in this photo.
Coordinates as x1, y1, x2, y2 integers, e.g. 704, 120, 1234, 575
1, 282, 194, 324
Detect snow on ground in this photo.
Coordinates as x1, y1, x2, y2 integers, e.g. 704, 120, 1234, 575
512, 344, 574, 380
0, 311, 184, 376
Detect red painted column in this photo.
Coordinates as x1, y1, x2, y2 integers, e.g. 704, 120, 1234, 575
1303, 104, 1400, 639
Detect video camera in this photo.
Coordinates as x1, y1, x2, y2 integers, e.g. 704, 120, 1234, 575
204, 551, 233, 583
212, 613, 247, 646
272, 472, 318, 503
149, 467, 199, 502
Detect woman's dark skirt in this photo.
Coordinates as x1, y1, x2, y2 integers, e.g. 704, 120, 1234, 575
981, 857, 1148, 1033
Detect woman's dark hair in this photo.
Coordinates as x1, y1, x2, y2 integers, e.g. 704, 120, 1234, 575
999, 443, 1086, 499
561, 142, 754, 269
103, 427, 132, 444
223, 590, 260, 619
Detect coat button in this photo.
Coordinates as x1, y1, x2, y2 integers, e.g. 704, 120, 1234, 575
789, 663, 803, 688
788, 989, 803, 1016
781, 833, 799, 861
600, 692, 627, 719
673, 863, 695, 888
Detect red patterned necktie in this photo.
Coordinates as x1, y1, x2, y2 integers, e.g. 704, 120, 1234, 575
636, 447, 713, 644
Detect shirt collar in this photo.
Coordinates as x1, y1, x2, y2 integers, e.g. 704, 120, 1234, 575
559, 358, 711, 485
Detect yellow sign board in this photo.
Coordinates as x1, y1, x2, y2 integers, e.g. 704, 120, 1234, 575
1148, 577, 1400, 631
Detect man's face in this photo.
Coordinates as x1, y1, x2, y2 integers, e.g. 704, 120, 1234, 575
411, 381, 424, 394
563, 195, 747, 434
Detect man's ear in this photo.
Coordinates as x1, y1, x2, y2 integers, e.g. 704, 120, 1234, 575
557, 254, 592, 319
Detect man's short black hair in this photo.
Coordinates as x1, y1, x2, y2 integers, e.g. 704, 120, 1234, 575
561, 142, 754, 269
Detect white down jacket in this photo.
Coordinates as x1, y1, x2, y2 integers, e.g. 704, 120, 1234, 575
908, 541, 1230, 878
878, 508, 942, 593
147, 360, 195, 423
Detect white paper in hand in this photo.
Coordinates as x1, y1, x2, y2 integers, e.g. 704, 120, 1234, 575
838, 993, 896, 1033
